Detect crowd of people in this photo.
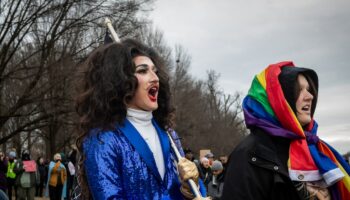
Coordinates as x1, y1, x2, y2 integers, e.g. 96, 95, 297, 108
0, 146, 233, 200
0, 148, 77, 200
183, 149, 228, 200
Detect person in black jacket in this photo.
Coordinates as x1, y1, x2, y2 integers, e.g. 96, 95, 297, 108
35, 157, 46, 197
0, 152, 7, 194
207, 160, 224, 200
197, 157, 212, 189
222, 61, 350, 200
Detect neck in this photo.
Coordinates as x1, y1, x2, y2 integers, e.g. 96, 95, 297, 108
126, 108, 153, 126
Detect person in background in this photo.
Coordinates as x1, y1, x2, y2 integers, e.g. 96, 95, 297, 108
68, 145, 77, 166
14, 150, 39, 200
6, 151, 17, 199
66, 151, 76, 200
222, 62, 350, 200
184, 148, 195, 162
218, 155, 228, 168
35, 157, 46, 197
198, 157, 212, 189
0, 152, 8, 194
207, 160, 225, 200
205, 153, 214, 166
218, 155, 228, 179
45, 153, 67, 200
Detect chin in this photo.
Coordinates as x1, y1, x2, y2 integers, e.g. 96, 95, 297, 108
147, 104, 158, 111
300, 119, 311, 126
153, 106, 159, 111
297, 114, 311, 126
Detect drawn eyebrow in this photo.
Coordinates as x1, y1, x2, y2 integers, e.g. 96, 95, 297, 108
135, 64, 157, 71
135, 64, 148, 68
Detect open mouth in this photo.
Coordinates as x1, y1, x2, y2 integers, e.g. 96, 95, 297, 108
301, 105, 311, 112
148, 86, 158, 102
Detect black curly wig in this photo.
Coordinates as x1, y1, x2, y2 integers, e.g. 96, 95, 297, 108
75, 39, 175, 199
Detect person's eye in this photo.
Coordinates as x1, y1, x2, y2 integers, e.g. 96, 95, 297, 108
306, 87, 311, 93
153, 67, 158, 74
136, 68, 147, 74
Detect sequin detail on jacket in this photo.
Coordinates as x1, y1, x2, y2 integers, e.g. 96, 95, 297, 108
83, 119, 184, 200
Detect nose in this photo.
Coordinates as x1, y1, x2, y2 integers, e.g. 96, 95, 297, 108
150, 70, 159, 83
304, 90, 313, 101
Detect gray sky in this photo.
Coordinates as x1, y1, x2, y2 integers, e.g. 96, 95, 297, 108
150, 0, 350, 154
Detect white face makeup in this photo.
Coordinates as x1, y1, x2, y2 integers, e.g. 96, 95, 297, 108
296, 74, 314, 126
127, 56, 159, 111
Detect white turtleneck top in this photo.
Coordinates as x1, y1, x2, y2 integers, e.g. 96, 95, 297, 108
126, 108, 165, 179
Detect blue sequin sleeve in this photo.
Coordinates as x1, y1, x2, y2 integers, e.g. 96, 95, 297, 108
83, 130, 124, 199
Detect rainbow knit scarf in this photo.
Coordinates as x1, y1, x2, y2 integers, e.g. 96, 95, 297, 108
243, 61, 350, 200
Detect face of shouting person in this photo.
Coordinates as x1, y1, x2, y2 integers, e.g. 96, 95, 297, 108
201, 159, 210, 168
128, 56, 159, 111
296, 74, 314, 126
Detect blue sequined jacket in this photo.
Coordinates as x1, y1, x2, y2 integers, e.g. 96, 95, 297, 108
83, 119, 204, 200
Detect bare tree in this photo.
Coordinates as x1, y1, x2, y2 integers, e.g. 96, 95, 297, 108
200, 70, 246, 154
0, 0, 154, 157
170, 47, 246, 156
137, 25, 173, 71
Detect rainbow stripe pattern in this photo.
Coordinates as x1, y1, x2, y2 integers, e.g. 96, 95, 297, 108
243, 61, 350, 199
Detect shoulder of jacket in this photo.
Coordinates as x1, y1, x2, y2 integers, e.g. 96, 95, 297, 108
84, 128, 122, 145
83, 128, 125, 158
231, 133, 257, 155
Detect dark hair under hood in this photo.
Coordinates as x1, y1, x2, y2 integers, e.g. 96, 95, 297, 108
278, 66, 318, 119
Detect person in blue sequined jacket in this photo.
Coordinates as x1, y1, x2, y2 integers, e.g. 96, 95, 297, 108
75, 39, 207, 200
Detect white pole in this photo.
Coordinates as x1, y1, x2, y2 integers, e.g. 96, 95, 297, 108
104, 18, 121, 43
167, 132, 202, 198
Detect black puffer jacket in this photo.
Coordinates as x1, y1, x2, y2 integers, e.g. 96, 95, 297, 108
222, 128, 302, 200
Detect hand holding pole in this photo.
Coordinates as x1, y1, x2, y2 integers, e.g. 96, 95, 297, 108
167, 132, 202, 198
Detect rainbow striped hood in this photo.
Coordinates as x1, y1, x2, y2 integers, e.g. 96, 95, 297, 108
243, 61, 350, 199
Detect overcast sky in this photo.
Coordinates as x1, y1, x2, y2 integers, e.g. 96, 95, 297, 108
150, 0, 350, 154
